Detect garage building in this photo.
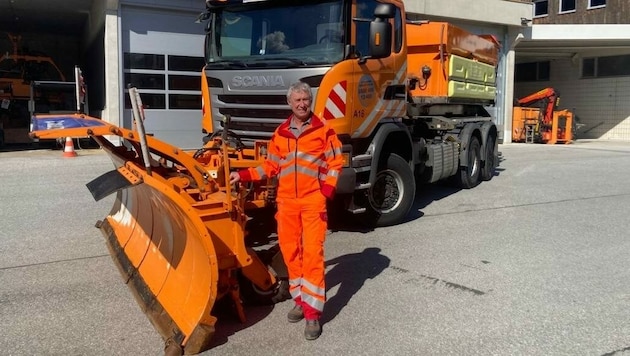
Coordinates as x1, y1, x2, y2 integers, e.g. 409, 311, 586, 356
1, 0, 534, 148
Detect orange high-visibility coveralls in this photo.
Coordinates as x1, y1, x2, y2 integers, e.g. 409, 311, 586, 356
237, 113, 343, 319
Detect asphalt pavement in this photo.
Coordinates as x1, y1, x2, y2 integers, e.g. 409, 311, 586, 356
1, 140, 630, 356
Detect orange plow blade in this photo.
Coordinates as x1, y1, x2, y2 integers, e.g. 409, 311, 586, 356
30, 114, 286, 355
98, 180, 219, 354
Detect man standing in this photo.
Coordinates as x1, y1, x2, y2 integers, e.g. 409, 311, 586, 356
230, 81, 343, 340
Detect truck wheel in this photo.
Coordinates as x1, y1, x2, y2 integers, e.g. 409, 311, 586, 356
366, 153, 415, 227
481, 134, 496, 181
457, 136, 481, 189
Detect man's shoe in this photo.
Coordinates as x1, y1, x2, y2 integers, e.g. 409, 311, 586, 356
304, 319, 321, 340
287, 305, 304, 323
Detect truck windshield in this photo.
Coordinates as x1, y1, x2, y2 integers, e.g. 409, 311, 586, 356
206, 0, 345, 67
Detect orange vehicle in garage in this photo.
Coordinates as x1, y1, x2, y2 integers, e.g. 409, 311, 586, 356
0, 33, 66, 145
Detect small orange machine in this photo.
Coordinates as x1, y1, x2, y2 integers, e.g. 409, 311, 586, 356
512, 88, 573, 144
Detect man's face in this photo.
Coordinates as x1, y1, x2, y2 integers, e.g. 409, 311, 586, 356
288, 90, 312, 122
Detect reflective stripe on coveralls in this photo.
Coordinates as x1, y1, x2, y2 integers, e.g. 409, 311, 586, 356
238, 113, 343, 319
277, 192, 327, 317
241, 114, 342, 199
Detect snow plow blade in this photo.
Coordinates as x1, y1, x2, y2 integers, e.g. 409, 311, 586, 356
30, 114, 286, 354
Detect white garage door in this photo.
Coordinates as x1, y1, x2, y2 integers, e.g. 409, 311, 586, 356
121, 5, 205, 149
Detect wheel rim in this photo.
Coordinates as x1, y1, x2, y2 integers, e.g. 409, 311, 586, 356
471, 152, 479, 177
469, 140, 480, 178
368, 169, 404, 214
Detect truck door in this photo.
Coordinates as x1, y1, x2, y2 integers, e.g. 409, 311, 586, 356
350, 0, 405, 139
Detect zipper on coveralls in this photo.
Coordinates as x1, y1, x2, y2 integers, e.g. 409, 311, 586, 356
293, 137, 299, 198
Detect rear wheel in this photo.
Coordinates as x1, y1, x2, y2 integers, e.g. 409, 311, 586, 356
481, 134, 496, 181
456, 136, 481, 189
364, 153, 415, 227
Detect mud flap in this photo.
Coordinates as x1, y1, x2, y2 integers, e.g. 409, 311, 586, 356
86, 168, 141, 202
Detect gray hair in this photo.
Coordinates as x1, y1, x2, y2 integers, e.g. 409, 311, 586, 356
286, 82, 313, 101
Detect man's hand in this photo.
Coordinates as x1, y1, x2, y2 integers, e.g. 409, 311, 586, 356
229, 171, 241, 185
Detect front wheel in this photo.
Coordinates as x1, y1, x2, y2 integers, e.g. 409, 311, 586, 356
364, 153, 416, 227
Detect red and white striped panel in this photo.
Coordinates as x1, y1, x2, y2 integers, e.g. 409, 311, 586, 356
322, 81, 347, 120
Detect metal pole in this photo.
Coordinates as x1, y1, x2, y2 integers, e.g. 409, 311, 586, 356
128, 87, 152, 176
74, 66, 81, 112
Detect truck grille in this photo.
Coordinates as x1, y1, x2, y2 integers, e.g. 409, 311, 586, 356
215, 94, 291, 147
218, 94, 287, 105
219, 107, 291, 119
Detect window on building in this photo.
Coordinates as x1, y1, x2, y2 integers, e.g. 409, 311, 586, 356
559, 0, 576, 13
582, 58, 595, 78
515, 61, 550, 82
588, 0, 606, 9
124, 53, 165, 70
169, 55, 205, 72
598, 55, 630, 76
123, 52, 203, 110
582, 55, 630, 78
533, 0, 548, 17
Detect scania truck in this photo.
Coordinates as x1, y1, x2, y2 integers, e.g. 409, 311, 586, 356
199, 0, 499, 227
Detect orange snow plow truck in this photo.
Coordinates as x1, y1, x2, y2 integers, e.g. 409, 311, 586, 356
31, 0, 499, 354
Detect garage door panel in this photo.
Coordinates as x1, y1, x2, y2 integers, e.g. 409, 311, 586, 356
122, 110, 202, 149
122, 6, 204, 55
122, 4, 205, 149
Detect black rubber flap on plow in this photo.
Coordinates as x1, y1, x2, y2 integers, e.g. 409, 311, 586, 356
86, 170, 135, 202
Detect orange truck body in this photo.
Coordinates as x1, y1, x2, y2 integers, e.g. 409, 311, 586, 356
406, 22, 499, 101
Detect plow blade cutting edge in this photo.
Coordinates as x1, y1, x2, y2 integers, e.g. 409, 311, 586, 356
30, 114, 281, 355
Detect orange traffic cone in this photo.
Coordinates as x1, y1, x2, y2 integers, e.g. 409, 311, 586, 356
63, 137, 77, 158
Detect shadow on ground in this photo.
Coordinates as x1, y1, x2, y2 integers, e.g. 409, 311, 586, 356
208, 298, 275, 348
322, 247, 390, 324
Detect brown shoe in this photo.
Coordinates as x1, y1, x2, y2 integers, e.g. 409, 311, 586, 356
304, 319, 321, 340
287, 304, 304, 323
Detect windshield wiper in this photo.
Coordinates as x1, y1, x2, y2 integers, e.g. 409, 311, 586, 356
251, 57, 308, 67
206, 60, 249, 69
274, 58, 307, 66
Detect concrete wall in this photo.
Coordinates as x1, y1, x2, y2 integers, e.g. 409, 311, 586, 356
405, 0, 532, 27
533, 0, 630, 24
